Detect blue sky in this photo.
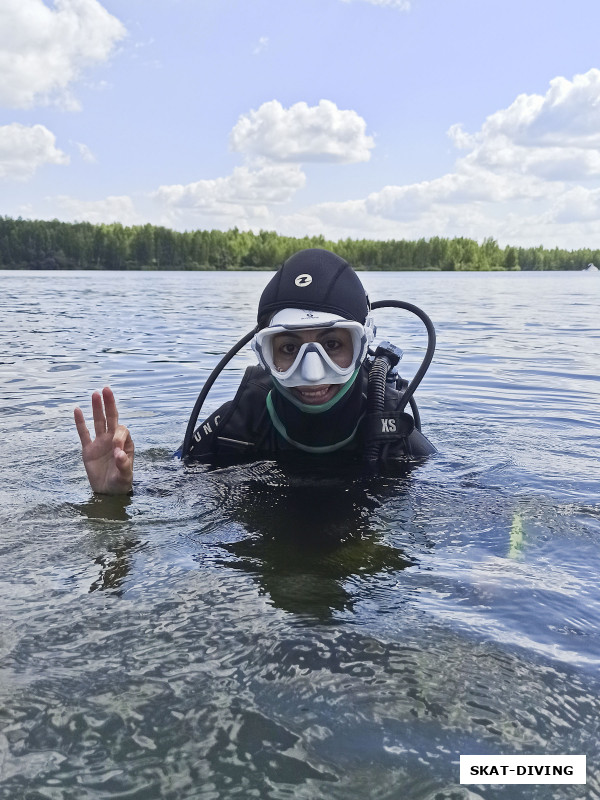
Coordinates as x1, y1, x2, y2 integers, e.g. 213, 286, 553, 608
2, 0, 600, 248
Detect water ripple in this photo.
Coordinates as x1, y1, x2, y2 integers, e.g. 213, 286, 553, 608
1, 270, 599, 799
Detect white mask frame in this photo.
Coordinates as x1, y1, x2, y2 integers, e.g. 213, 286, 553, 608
252, 316, 375, 388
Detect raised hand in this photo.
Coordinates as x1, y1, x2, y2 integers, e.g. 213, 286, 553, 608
74, 386, 134, 495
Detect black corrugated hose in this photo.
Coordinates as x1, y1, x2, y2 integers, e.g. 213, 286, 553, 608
181, 326, 258, 459
365, 300, 436, 467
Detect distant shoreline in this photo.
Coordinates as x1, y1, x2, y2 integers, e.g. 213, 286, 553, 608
4, 266, 592, 274
2, 265, 581, 272
1, 216, 597, 272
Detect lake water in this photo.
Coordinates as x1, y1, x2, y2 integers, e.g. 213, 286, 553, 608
0, 269, 599, 799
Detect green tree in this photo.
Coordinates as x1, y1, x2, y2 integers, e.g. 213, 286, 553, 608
504, 246, 520, 270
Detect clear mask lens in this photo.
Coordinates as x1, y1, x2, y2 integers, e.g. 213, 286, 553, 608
252, 317, 375, 388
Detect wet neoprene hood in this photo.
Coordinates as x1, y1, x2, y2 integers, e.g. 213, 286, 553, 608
257, 249, 370, 326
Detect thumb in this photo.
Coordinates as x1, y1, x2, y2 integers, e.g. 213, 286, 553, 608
113, 445, 131, 475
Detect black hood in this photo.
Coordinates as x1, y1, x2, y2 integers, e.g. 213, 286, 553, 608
257, 249, 370, 327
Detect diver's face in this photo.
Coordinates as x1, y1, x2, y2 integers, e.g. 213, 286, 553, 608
271, 328, 354, 405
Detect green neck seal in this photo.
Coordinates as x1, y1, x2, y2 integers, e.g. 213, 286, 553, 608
266, 390, 364, 454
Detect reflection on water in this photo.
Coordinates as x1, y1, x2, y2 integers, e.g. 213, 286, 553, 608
206, 464, 415, 618
0, 270, 599, 799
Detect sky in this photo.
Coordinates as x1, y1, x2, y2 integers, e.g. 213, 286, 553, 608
2, 0, 600, 248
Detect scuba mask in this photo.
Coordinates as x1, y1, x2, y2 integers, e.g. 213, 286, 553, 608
252, 309, 375, 389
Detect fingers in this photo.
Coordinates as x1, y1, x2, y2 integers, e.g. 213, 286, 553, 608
113, 425, 134, 472
102, 386, 119, 433
113, 425, 133, 452
91, 390, 107, 437
113, 448, 134, 481
81, 386, 126, 444
73, 407, 91, 447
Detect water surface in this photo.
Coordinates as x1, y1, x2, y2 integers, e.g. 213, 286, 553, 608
1, 269, 599, 799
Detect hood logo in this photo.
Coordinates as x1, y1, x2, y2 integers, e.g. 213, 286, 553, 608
295, 273, 312, 287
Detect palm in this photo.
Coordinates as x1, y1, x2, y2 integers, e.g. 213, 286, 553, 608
74, 387, 134, 494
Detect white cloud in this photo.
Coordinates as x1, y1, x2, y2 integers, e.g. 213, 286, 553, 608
230, 99, 374, 163
252, 36, 269, 55
154, 164, 306, 212
451, 68, 600, 181
447, 123, 476, 150
0, 0, 126, 109
150, 99, 371, 227
273, 68, 600, 247
55, 194, 141, 225
543, 186, 600, 225
148, 99, 373, 230
26, 67, 600, 249
363, 168, 554, 220
477, 70, 600, 149
75, 142, 97, 163
0, 123, 69, 180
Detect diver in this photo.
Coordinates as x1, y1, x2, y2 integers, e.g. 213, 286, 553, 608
74, 248, 436, 495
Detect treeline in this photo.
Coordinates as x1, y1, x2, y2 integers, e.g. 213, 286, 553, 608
0, 216, 597, 271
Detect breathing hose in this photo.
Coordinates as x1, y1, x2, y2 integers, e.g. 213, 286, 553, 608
365, 300, 436, 466
370, 300, 436, 412
181, 326, 258, 459
364, 349, 392, 464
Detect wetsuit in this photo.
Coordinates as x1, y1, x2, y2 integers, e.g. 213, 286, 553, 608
184, 362, 436, 464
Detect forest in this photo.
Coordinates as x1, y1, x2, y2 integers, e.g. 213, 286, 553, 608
0, 216, 597, 272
